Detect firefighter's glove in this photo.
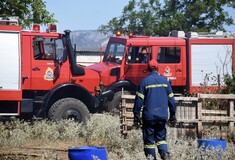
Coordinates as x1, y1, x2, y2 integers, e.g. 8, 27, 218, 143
133, 119, 141, 129
168, 116, 177, 127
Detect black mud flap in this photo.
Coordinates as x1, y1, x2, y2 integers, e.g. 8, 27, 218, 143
21, 99, 33, 113
94, 90, 114, 112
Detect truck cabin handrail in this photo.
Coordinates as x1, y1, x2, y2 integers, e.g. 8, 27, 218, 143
0, 17, 19, 26
170, 30, 235, 39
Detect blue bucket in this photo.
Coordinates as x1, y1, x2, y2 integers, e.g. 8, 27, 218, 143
68, 146, 107, 160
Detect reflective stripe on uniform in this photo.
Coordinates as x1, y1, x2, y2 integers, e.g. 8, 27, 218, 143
145, 84, 168, 89
155, 140, 167, 146
136, 91, 144, 99
144, 144, 155, 149
168, 93, 174, 98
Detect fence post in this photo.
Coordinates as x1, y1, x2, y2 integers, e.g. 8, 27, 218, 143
121, 95, 127, 135
197, 96, 203, 138
229, 100, 234, 137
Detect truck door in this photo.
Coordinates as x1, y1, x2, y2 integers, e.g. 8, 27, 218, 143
30, 36, 68, 90
153, 46, 186, 89
124, 46, 151, 85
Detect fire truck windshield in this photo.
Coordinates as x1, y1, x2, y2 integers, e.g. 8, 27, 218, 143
103, 42, 125, 64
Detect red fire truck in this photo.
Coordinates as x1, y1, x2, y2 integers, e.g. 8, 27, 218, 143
87, 30, 235, 112
0, 17, 113, 121
1, 17, 235, 120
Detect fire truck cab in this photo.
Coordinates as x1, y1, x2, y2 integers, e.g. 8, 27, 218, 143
0, 17, 112, 121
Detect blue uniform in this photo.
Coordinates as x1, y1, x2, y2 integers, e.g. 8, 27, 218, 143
139, 54, 148, 63
133, 71, 176, 160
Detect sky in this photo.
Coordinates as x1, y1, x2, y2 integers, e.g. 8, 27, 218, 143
45, 0, 129, 32
45, 0, 235, 32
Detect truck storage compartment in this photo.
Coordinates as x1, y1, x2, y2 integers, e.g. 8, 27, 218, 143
0, 31, 21, 90
191, 44, 232, 87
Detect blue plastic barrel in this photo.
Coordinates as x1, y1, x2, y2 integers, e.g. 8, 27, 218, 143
68, 146, 107, 160
198, 138, 226, 159
198, 138, 226, 150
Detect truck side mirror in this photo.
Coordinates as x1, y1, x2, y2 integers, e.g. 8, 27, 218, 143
33, 36, 44, 42
62, 48, 67, 63
126, 46, 132, 63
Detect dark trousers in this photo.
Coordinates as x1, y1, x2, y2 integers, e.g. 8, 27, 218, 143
142, 119, 169, 160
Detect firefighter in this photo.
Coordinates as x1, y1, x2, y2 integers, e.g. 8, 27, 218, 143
133, 59, 177, 160
136, 47, 148, 63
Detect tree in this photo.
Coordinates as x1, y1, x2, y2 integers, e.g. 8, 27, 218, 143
0, 0, 57, 28
98, 0, 235, 36
229, 1, 235, 7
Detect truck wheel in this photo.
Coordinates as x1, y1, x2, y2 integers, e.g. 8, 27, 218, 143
107, 91, 130, 114
48, 98, 89, 123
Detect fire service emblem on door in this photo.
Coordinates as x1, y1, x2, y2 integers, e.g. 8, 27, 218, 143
164, 66, 172, 77
44, 67, 54, 81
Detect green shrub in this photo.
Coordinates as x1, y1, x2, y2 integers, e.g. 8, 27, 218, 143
0, 114, 234, 159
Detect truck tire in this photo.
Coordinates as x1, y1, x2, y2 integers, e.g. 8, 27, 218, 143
107, 90, 130, 114
48, 98, 89, 123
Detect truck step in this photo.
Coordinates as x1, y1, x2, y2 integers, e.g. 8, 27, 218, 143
31, 116, 43, 120
33, 101, 43, 104
33, 96, 44, 104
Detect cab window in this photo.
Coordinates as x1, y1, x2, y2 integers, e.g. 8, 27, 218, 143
157, 47, 180, 63
127, 46, 151, 63
33, 38, 64, 60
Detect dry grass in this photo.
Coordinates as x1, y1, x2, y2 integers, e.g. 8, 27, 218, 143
0, 114, 234, 160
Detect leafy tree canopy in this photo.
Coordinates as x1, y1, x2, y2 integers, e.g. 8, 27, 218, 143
98, 0, 235, 36
0, 0, 57, 29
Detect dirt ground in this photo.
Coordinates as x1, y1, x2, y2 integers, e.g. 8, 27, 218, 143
0, 141, 79, 160
0, 146, 69, 160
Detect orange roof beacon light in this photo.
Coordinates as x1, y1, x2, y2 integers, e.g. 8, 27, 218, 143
128, 32, 133, 38
116, 30, 121, 36
32, 24, 40, 32
47, 24, 57, 32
